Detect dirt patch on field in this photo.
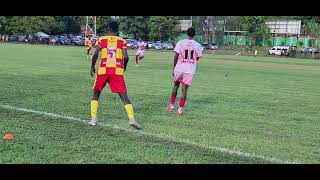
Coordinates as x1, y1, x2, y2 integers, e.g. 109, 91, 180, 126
203, 60, 320, 71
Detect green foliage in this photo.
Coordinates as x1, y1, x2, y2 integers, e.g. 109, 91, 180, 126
96, 16, 112, 34
1, 44, 320, 163
5, 16, 55, 35
240, 16, 270, 45
60, 16, 81, 34
0, 16, 8, 33
148, 16, 180, 41
119, 16, 149, 39
2, 16, 320, 44
118, 16, 179, 41
304, 19, 320, 37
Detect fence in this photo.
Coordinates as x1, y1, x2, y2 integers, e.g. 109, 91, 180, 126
174, 34, 204, 44
214, 34, 320, 48
174, 32, 320, 48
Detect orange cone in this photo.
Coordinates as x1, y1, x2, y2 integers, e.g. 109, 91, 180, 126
3, 133, 13, 140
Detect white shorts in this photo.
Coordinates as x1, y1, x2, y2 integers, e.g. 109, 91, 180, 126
136, 49, 144, 57
173, 71, 194, 86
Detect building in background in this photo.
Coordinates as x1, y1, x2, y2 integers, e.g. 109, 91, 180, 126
266, 20, 301, 35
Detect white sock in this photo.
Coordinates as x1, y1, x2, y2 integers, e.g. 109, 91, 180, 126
178, 107, 183, 113
89, 118, 97, 125
129, 118, 136, 125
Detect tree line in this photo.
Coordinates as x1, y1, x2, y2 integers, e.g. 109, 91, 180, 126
0, 16, 180, 41
1, 16, 320, 42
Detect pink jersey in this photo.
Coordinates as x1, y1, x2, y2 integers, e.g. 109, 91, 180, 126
174, 39, 202, 74
138, 41, 146, 51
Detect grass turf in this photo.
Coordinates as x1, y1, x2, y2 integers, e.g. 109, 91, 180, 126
0, 43, 319, 163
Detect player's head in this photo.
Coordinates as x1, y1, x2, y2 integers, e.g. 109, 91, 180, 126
108, 21, 119, 34
187, 27, 195, 38
139, 38, 142, 42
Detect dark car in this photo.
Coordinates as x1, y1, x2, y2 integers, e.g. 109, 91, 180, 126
50, 36, 58, 44
300, 47, 319, 53
73, 38, 85, 46
300, 47, 309, 53
18, 35, 26, 42
202, 43, 210, 50
57, 36, 70, 45
132, 42, 139, 49
308, 48, 319, 53
8, 35, 18, 41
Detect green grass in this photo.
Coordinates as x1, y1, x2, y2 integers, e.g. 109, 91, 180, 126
1, 43, 320, 163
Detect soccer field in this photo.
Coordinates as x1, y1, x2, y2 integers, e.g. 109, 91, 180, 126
1, 43, 320, 164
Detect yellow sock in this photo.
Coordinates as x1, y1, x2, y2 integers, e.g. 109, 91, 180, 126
91, 100, 99, 119
124, 104, 134, 119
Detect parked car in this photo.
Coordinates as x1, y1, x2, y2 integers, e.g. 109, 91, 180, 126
202, 43, 210, 50
127, 39, 137, 48
307, 48, 319, 53
132, 42, 139, 49
269, 46, 290, 56
300, 47, 308, 53
74, 39, 84, 46
50, 36, 59, 44
8, 35, 18, 41
18, 35, 26, 42
299, 47, 319, 54
162, 43, 174, 50
153, 43, 163, 50
147, 41, 153, 49
210, 43, 219, 50
57, 36, 70, 45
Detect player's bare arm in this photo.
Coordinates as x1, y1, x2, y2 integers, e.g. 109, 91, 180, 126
122, 48, 129, 72
90, 46, 101, 76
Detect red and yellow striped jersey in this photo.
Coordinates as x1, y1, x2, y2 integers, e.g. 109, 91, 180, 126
96, 35, 127, 76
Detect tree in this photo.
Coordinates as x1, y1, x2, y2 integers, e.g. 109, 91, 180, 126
62, 16, 81, 34
178, 16, 191, 20
191, 16, 206, 36
50, 17, 66, 34
240, 16, 270, 46
96, 16, 112, 34
118, 16, 149, 39
148, 16, 180, 41
304, 20, 320, 47
304, 20, 320, 37
225, 16, 241, 31
5, 16, 55, 35
0, 16, 8, 34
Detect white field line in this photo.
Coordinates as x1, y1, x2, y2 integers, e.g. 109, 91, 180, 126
0, 104, 299, 164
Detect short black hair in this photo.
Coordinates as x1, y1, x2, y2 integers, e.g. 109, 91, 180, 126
108, 21, 118, 33
187, 27, 195, 38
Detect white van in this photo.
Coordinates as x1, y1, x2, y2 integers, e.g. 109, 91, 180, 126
269, 46, 290, 56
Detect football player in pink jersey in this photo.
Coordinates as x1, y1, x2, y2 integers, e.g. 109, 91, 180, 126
166, 28, 202, 115
136, 38, 146, 65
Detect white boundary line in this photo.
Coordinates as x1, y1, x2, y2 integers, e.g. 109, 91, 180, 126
0, 104, 299, 164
